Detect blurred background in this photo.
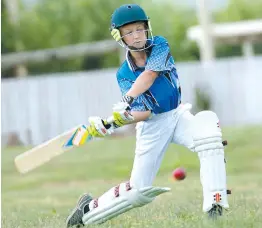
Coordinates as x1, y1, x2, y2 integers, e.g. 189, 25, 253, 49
1, 0, 262, 146
1, 1, 262, 227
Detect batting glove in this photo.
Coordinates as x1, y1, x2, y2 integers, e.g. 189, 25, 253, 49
69, 117, 114, 146
87, 116, 114, 138
112, 101, 134, 128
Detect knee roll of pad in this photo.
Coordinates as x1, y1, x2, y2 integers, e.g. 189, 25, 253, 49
192, 111, 224, 153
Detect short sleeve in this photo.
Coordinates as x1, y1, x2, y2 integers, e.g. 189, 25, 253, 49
145, 36, 173, 72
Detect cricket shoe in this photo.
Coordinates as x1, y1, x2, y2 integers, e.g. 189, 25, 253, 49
208, 204, 223, 219
66, 193, 93, 227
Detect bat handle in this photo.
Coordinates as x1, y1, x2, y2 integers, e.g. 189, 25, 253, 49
106, 116, 115, 124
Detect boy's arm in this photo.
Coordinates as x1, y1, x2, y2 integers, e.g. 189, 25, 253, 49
114, 71, 154, 127
125, 37, 173, 99
126, 70, 158, 98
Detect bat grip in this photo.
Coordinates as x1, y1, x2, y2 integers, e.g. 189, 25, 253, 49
106, 116, 115, 124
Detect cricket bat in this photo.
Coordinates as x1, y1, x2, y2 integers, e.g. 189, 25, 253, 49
14, 116, 114, 174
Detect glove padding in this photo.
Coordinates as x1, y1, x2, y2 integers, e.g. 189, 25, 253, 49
113, 102, 134, 128
87, 116, 114, 138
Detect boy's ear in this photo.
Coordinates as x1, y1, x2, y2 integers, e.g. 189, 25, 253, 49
111, 29, 121, 42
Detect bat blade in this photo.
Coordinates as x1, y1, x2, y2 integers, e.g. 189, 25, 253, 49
14, 116, 114, 174
14, 125, 81, 174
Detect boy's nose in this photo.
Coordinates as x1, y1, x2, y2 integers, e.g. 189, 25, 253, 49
133, 31, 140, 39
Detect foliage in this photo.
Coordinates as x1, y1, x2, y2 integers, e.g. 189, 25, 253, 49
142, 2, 199, 61
2, 0, 262, 76
2, 0, 141, 75
214, 0, 262, 22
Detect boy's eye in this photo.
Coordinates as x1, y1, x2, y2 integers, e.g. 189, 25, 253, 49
123, 28, 145, 36
136, 29, 144, 32
124, 31, 132, 36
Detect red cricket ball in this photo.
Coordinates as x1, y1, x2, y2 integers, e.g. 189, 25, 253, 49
172, 167, 186, 180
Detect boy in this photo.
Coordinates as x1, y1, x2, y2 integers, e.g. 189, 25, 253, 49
66, 4, 229, 227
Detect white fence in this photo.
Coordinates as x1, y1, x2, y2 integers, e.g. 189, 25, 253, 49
2, 56, 262, 146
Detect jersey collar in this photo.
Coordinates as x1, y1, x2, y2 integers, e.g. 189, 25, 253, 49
126, 51, 139, 72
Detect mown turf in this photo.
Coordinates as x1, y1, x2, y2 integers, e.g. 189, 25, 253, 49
2, 125, 262, 227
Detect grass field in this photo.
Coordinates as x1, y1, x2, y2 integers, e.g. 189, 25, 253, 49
2, 125, 262, 228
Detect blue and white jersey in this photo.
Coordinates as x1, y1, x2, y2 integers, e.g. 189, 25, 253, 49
116, 36, 181, 115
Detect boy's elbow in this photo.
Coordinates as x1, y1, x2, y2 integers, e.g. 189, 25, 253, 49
145, 70, 158, 81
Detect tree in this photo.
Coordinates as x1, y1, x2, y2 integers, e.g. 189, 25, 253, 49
3, 0, 261, 77
2, 1, 199, 76
215, 0, 262, 22
2, 0, 141, 75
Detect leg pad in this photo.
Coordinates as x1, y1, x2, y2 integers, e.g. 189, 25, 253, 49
82, 182, 170, 225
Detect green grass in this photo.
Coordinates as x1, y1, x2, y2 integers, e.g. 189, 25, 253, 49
2, 125, 262, 227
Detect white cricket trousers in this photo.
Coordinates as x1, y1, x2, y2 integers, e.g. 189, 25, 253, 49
130, 104, 194, 189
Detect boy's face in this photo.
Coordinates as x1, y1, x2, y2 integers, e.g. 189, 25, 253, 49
119, 22, 147, 50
